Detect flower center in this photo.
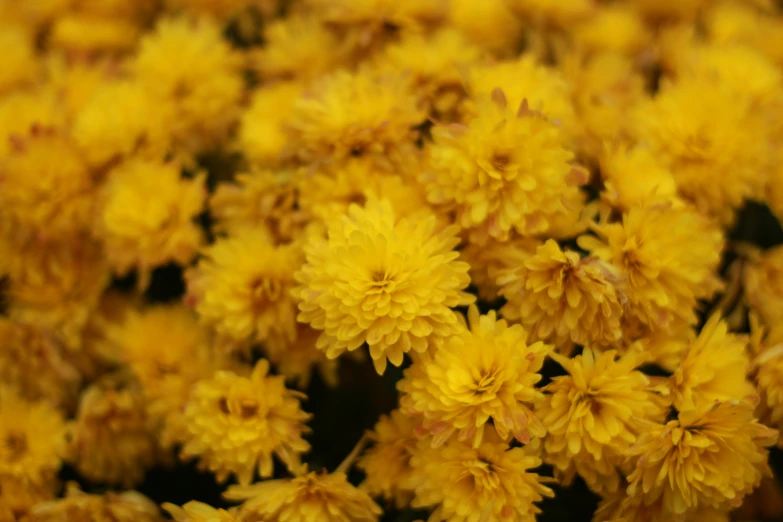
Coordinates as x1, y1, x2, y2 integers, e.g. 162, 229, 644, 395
4, 433, 27, 462
250, 276, 282, 310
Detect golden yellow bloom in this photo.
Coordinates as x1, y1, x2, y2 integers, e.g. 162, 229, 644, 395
26, 483, 162, 522
670, 315, 755, 412
632, 77, 772, 224
185, 228, 301, 348
578, 204, 723, 331
750, 316, 783, 446
599, 146, 680, 212
133, 16, 243, 152
409, 432, 553, 522
538, 349, 667, 495
358, 410, 418, 507
399, 306, 551, 447
0, 125, 94, 240
594, 491, 731, 522
238, 82, 302, 168
448, 0, 524, 55
498, 239, 624, 351
264, 324, 340, 389
0, 318, 82, 412
0, 90, 62, 157
288, 69, 425, 163
73, 80, 173, 168
226, 469, 382, 522
507, 0, 595, 26
0, 385, 68, 486
626, 401, 777, 514
68, 375, 158, 488
423, 93, 583, 242
179, 360, 311, 484
0, 23, 37, 94
294, 200, 474, 374
705, 1, 783, 70
460, 235, 541, 302
0, 475, 56, 522
572, 7, 650, 56
49, 13, 141, 53
164, 501, 237, 522
210, 170, 306, 242
96, 159, 206, 279
743, 245, 783, 326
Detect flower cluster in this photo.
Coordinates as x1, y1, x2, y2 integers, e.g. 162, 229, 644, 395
2, 1, 783, 522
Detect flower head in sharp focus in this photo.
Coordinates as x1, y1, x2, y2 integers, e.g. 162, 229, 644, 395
0, 385, 69, 486
164, 501, 237, 522
409, 431, 553, 522
422, 91, 586, 242
398, 305, 551, 447
294, 199, 474, 374
358, 409, 419, 507
626, 401, 778, 514
670, 314, 756, 412
497, 239, 624, 352
179, 360, 311, 485
225, 470, 382, 522
96, 159, 206, 281
185, 228, 301, 349
288, 69, 426, 163
578, 204, 723, 332
24, 484, 162, 522
538, 349, 667, 495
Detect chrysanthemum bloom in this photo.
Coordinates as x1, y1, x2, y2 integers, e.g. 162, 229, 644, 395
210, 170, 307, 243
264, 324, 340, 389
373, 29, 484, 117
133, 16, 243, 153
743, 245, 783, 326
0, 23, 37, 94
632, 77, 772, 224
0, 90, 63, 157
594, 490, 731, 522
96, 159, 206, 283
225, 469, 382, 522
497, 239, 624, 351
288, 69, 426, 163
399, 305, 551, 447
72, 80, 173, 168
185, 228, 301, 348
670, 315, 755, 412
578, 204, 723, 332
358, 410, 419, 507
109, 304, 221, 446
599, 146, 680, 212
422, 92, 585, 242
460, 236, 541, 302
48, 13, 141, 54
179, 360, 311, 485
294, 200, 474, 374
749, 316, 783, 446
164, 501, 237, 522
0, 385, 68, 486
0, 318, 82, 412
538, 349, 667, 495
0, 125, 94, 240
26, 483, 162, 522
704, 1, 783, 70
626, 401, 778, 515
571, 6, 651, 56
68, 376, 158, 488
238, 82, 303, 168
0, 475, 57, 522
251, 15, 346, 82
409, 431, 553, 522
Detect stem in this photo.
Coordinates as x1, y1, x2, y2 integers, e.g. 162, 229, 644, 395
335, 433, 369, 474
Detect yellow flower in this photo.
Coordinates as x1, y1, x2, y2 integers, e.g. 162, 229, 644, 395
578, 204, 723, 332
0, 385, 68, 486
750, 316, 783, 446
538, 349, 667, 495
460, 236, 541, 302
0, 23, 37, 94
626, 401, 777, 514
705, 1, 783, 70
68, 375, 158, 488
743, 245, 783, 326
307, 0, 446, 34
179, 360, 311, 485
238, 82, 302, 168
164, 501, 237, 522
599, 146, 680, 212
49, 13, 141, 53
25, 483, 162, 522
133, 16, 243, 153
448, 0, 524, 55
358, 410, 418, 507
399, 305, 551, 447
506, 0, 595, 26
294, 200, 474, 374
572, 7, 651, 56
72, 80, 173, 168
185, 228, 301, 347
0, 90, 62, 157
632, 77, 772, 224
422, 93, 583, 242
0, 318, 82, 412
96, 159, 206, 280
264, 324, 340, 389
164, 0, 277, 20
409, 431, 553, 522
225, 469, 382, 522
594, 491, 731, 522
497, 239, 624, 351
0, 475, 56, 522
288, 69, 425, 163
670, 315, 755, 412
0, 125, 94, 240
